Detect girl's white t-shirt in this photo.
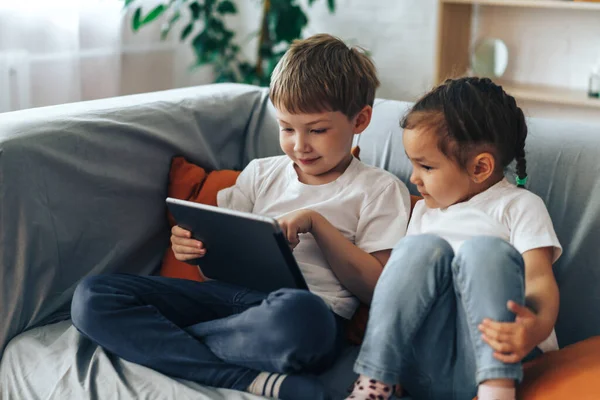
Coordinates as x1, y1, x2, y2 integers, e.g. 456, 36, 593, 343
407, 178, 562, 352
217, 155, 411, 319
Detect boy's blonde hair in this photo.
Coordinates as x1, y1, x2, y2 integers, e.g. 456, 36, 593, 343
269, 34, 380, 119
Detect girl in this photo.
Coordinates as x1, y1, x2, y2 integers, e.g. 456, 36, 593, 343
345, 77, 562, 400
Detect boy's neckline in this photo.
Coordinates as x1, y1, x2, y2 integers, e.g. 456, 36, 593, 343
287, 156, 359, 188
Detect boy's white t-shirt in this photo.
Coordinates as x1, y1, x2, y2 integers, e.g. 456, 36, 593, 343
217, 155, 411, 319
407, 178, 562, 352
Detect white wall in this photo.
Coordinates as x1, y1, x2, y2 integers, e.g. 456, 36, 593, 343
299, 0, 439, 102
232, 0, 439, 102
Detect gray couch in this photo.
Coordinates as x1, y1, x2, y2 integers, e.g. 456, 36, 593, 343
1, 83, 599, 399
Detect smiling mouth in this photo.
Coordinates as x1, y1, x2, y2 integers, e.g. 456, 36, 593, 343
298, 157, 320, 165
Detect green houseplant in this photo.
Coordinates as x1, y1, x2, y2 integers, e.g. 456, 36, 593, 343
124, 0, 336, 86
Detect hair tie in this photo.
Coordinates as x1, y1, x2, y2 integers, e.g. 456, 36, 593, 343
516, 176, 528, 186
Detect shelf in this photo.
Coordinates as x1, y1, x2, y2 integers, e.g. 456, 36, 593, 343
498, 81, 600, 108
441, 0, 600, 10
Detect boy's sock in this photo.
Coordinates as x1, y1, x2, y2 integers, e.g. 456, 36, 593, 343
345, 374, 394, 400
247, 371, 330, 400
477, 383, 516, 400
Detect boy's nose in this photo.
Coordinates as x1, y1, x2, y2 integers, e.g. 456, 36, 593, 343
294, 136, 310, 152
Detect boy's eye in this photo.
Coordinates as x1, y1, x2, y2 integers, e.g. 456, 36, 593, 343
311, 128, 328, 134
281, 127, 294, 132
421, 164, 433, 171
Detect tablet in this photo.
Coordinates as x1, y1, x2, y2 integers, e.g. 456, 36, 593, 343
166, 198, 308, 293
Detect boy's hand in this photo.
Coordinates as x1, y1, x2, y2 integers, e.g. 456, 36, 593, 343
478, 300, 540, 364
171, 225, 206, 261
277, 209, 315, 249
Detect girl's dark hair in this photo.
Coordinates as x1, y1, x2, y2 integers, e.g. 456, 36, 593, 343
401, 77, 528, 187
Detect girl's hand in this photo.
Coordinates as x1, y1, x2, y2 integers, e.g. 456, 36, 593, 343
171, 225, 206, 261
478, 300, 540, 363
277, 209, 315, 249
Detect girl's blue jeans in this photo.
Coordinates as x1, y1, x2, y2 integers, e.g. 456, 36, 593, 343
354, 235, 538, 400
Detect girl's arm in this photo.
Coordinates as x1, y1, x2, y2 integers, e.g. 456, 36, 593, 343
522, 246, 560, 342
479, 246, 559, 363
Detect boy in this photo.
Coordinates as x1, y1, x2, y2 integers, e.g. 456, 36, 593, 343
71, 34, 410, 400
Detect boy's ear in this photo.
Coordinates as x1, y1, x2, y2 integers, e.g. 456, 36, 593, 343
469, 152, 496, 183
352, 105, 373, 134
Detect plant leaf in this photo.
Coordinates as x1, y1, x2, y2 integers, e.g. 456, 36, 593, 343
271, 4, 307, 42
205, 0, 216, 11
193, 32, 220, 65
124, 0, 135, 8
160, 10, 181, 40
132, 7, 142, 31
216, 0, 236, 14
327, 0, 335, 13
189, 1, 203, 20
180, 23, 194, 41
141, 5, 166, 26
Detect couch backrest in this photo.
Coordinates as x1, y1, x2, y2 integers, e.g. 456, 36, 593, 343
0, 83, 277, 357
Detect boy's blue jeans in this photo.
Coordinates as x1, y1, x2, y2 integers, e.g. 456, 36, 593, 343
355, 235, 534, 400
71, 275, 344, 391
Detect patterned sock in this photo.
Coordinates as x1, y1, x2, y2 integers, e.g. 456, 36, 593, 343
345, 375, 394, 400
477, 383, 516, 400
247, 371, 329, 400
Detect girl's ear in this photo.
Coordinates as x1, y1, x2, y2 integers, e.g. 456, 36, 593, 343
469, 152, 496, 183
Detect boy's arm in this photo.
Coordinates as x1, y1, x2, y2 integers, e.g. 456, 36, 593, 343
310, 211, 389, 305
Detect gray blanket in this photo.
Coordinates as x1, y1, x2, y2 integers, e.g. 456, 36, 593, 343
1, 321, 358, 399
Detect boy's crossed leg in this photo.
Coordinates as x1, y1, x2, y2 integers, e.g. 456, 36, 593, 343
71, 274, 343, 399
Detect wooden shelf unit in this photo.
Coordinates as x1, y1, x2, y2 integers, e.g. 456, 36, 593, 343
435, 0, 600, 108
498, 81, 600, 109
442, 0, 600, 11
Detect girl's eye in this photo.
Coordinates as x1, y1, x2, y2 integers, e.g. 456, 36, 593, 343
311, 128, 327, 134
421, 164, 433, 171
281, 128, 294, 132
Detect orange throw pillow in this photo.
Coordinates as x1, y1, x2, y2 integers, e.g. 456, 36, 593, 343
159, 156, 240, 280
470, 336, 600, 399
518, 336, 600, 399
